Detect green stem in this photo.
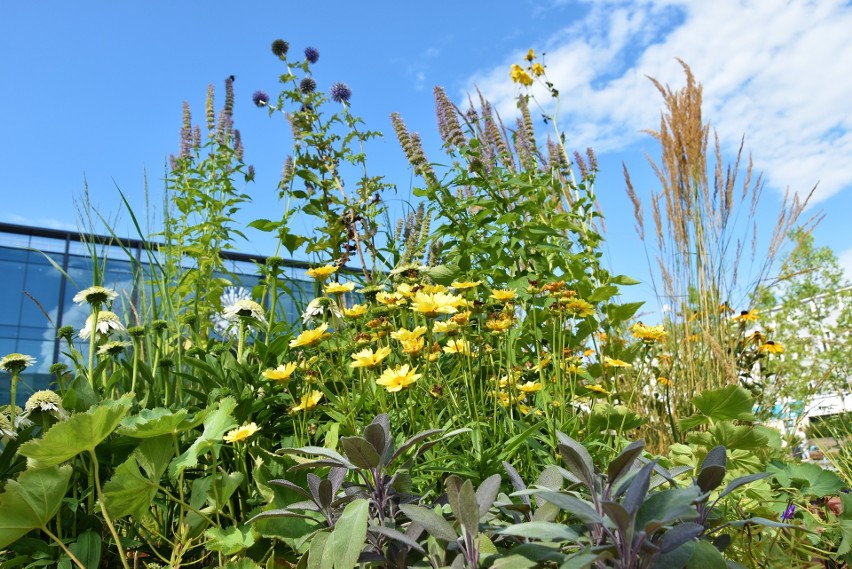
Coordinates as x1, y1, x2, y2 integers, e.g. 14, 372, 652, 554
9, 374, 18, 427
87, 306, 100, 390
42, 525, 87, 569
89, 450, 131, 569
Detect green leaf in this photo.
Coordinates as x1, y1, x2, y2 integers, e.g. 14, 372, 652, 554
328, 498, 368, 569
687, 422, 768, 451
169, 397, 238, 478
247, 219, 280, 232
588, 285, 618, 303
426, 264, 461, 285
398, 503, 457, 542
768, 462, 844, 497
118, 407, 203, 438
67, 530, 101, 569
686, 539, 726, 569
102, 435, 173, 519
204, 525, 256, 555
836, 519, 852, 557
691, 385, 755, 423
340, 437, 380, 470
0, 465, 72, 548
610, 275, 641, 286
636, 486, 701, 532
19, 396, 133, 467
497, 521, 579, 541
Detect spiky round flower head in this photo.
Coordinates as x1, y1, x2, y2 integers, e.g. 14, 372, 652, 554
49, 363, 68, 376
329, 82, 352, 103
73, 285, 119, 307
57, 325, 75, 341
304, 46, 320, 63
266, 256, 285, 270
223, 299, 268, 326
0, 353, 36, 375
79, 311, 125, 340
252, 90, 270, 108
299, 77, 317, 94
25, 390, 67, 418
152, 320, 169, 332
271, 39, 289, 57
97, 340, 131, 357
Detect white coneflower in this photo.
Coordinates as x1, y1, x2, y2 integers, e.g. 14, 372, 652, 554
301, 297, 343, 325
0, 413, 15, 438
25, 390, 68, 419
222, 299, 268, 326
79, 311, 126, 340
73, 285, 119, 306
0, 353, 36, 374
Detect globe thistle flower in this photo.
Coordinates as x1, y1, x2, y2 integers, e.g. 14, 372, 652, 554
329, 82, 352, 103
79, 311, 125, 340
299, 77, 317, 94
25, 390, 68, 419
223, 299, 268, 326
73, 285, 118, 307
1, 353, 36, 375
252, 90, 270, 108
271, 39, 289, 57
304, 46, 320, 63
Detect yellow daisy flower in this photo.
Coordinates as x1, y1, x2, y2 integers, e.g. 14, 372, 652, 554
563, 298, 595, 317
516, 381, 543, 393
376, 364, 421, 393
531, 63, 545, 77
451, 311, 472, 325
343, 304, 368, 318
290, 390, 324, 413
532, 355, 551, 372
421, 284, 448, 294
525, 48, 536, 61
376, 291, 406, 307
658, 377, 671, 387
586, 384, 611, 395
324, 281, 356, 295
758, 341, 784, 355
350, 346, 392, 368
433, 320, 460, 334
630, 322, 668, 342
442, 339, 472, 356
603, 357, 632, 369
411, 292, 463, 318
732, 310, 759, 323
224, 422, 259, 443
289, 323, 331, 348
402, 336, 426, 355
510, 64, 533, 86
263, 363, 297, 381
489, 289, 517, 302
391, 326, 427, 342
306, 265, 337, 281
486, 314, 513, 332
451, 280, 482, 290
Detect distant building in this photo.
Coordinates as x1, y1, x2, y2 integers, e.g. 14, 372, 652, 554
0, 222, 318, 405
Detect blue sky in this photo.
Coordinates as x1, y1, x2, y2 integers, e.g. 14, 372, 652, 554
3, 0, 852, 312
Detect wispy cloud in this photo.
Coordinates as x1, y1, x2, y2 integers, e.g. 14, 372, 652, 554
464, 0, 852, 204
4, 213, 78, 231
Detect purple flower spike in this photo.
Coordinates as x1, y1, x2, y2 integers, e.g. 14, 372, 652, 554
781, 503, 796, 521
329, 82, 352, 104
252, 90, 270, 108
305, 46, 320, 64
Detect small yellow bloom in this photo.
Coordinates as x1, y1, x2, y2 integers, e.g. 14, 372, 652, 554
350, 346, 392, 368
516, 381, 543, 393
376, 364, 421, 393
306, 265, 337, 281
658, 377, 671, 387
289, 323, 331, 348
224, 422, 259, 443
532, 355, 551, 372
443, 339, 472, 356
531, 62, 545, 77
563, 298, 595, 317
451, 311, 473, 325
433, 320, 460, 334
525, 48, 536, 62
586, 384, 611, 395
376, 291, 406, 307
401, 336, 426, 355
343, 304, 368, 318
758, 341, 784, 355
263, 363, 297, 381
583, 348, 595, 357
324, 281, 356, 294
486, 314, 513, 332
411, 292, 463, 318
395, 283, 417, 298
733, 310, 759, 323
518, 404, 543, 416
630, 322, 668, 342
391, 326, 427, 342
603, 357, 632, 369
489, 289, 517, 302
420, 284, 448, 294
291, 390, 324, 413
451, 280, 482, 290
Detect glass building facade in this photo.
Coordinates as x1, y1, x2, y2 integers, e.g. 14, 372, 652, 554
0, 222, 317, 406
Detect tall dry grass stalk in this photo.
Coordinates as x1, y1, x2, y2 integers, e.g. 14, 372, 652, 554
624, 60, 818, 449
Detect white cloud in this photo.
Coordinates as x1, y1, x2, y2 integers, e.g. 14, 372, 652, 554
464, 0, 852, 203
4, 213, 78, 231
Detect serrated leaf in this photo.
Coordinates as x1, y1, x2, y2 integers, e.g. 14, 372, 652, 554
169, 398, 238, 478
768, 462, 843, 498
118, 407, 202, 438
0, 465, 72, 548
204, 525, 256, 555
19, 396, 133, 467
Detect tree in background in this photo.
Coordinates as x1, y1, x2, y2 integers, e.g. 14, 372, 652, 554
754, 229, 852, 420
